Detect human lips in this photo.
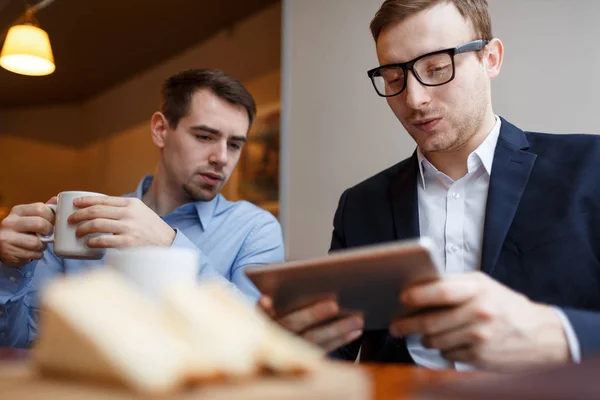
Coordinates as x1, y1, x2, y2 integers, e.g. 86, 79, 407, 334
198, 172, 224, 186
409, 117, 442, 132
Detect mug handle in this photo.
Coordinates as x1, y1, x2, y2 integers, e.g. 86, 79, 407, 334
36, 204, 57, 243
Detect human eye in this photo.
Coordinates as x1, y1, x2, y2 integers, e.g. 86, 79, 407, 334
195, 134, 213, 142
381, 68, 404, 87
419, 53, 453, 80
382, 69, 402, 82
228, 141, 244, 151
428, 63, 451, 75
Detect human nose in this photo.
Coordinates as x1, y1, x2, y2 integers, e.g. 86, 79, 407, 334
404, 71, 431, 110
208, 140, 228, 166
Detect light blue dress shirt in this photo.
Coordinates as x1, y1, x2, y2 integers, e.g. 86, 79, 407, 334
0, 175, 284, 348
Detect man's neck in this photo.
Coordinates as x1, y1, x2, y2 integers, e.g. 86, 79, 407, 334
142, 166, 190, 217
424, 113, 496, 181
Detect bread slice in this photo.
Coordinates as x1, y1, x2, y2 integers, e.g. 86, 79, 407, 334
164, 281, 324, 378
163, 281, 266, 381
33, 269, 189, 394
259, 316, 324, 375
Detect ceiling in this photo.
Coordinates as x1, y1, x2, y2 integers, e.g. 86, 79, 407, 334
0, 0, 278, 108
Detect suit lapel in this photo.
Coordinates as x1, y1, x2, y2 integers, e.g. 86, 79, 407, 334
481, 119, 537, 275
389, 153, 420, 240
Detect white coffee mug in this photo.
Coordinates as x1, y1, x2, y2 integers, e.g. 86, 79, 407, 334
107, 247, 200, 298
37, 191, 107, 260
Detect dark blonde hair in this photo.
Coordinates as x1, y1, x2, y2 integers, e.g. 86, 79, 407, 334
370, 0, 493, 42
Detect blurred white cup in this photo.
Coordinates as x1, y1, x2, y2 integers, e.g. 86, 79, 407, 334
107, 247, 200, 298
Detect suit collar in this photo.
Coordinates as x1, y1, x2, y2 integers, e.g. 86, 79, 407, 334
389, 153, 421, 240
496, 117, 530, 150
481, 117, 536, 274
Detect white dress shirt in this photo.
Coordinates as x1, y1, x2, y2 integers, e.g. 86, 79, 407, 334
408, 117, 580, 370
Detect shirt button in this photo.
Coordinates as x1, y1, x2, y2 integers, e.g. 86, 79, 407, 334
25, 272, 31, 278
448, 244, 459, 253
8, 276, 16, 283
451, 192, 461, 199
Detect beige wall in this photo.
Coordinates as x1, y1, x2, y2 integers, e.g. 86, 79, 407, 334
0, 3, 281, 207
0, 136, 82, 206
0, 105, 81, 143
79, 122, 158, 196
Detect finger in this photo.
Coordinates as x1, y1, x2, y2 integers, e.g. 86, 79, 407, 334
69, 205, 125, 224
302, 315, 364, 347
258, 296, 276, 317
0, 244, 44, 266
6, 232, 48, 252
72, 196, 128, 208
12, 216, 54, 236
441, 345, 479, 364
12, 203, 55, 221
46, 196, 58, 205
401, 275, 479, 308
278, 300, 339, 333
85, 234, 126, 249
390, 301, 476, 337
321, 329, 363, 353
424, 323, 491, 352
76, 219, 125, 237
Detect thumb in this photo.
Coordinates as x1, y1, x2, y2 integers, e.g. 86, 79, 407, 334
46, 196, 58, 205
257, 295, 276, 318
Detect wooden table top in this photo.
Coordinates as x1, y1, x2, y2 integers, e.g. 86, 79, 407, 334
0, 348, 484, 400
360, 363, 483, 400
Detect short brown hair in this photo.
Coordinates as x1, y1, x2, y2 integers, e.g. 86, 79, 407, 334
160, 69, 257, 130
370, 0, 492, 43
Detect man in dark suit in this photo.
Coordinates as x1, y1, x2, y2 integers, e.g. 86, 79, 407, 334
259, 0, 600, 371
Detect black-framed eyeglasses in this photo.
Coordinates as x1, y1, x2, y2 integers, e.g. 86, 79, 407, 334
367, 39, 489, 98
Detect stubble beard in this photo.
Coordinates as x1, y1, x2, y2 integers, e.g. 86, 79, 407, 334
182, 180, 220, 202
415, 84, 489, 154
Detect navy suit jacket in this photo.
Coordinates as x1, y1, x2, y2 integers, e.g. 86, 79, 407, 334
330, 118, 600, 363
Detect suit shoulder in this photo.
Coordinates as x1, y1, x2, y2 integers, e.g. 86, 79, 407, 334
525, 131, 600, 163
526, 130, 600, 149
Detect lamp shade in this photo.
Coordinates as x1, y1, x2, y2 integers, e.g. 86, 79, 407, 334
0, 24, 55, 76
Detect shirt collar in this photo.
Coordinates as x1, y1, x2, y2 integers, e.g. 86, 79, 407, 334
135, 175, 220, 231
472, 116, 501, 176
417, 116, 502, 189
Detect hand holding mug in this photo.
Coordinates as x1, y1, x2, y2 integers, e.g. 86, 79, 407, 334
68, 196, 176, 249
36, 191, 108, 260
0, 197, 57, 267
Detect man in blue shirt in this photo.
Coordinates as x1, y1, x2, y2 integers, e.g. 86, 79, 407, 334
0, 69, 284, 347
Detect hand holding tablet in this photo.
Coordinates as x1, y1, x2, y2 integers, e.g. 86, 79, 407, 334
247, 238, 442, 332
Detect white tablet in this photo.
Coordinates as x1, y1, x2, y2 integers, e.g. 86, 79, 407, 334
245, 237, 442, 330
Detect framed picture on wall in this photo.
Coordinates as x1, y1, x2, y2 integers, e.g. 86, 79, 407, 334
238, 102, 280, 217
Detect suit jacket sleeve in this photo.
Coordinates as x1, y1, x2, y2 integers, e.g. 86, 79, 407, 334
327, 189, 364, 361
